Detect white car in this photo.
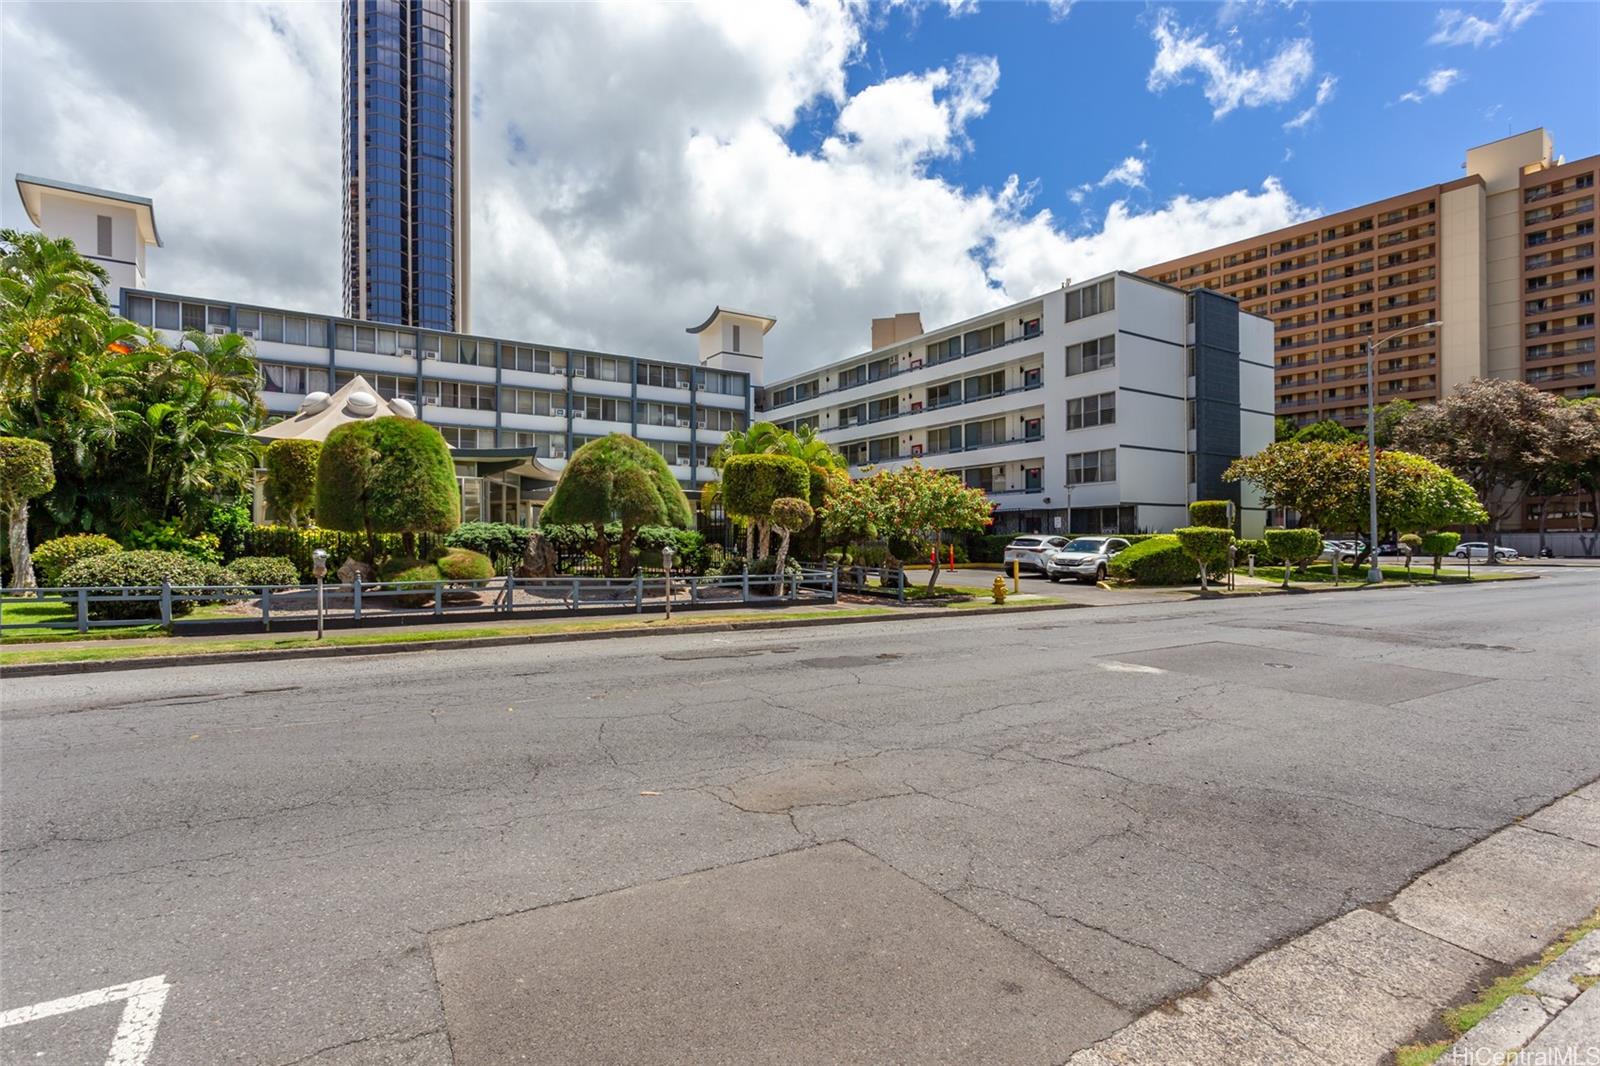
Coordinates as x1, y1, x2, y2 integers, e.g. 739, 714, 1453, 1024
1044, 537, 1131, 584
1453, 542, 1520, 560
1320, 540, 1358, 564
1003, 535, 1070, 574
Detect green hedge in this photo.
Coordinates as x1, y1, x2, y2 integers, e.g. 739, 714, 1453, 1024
32, 534, 121, 586
58, 550, 238, 620
124, 522, 222, 564
226, 556, 301, 587
1188, 500, 1231, 528
1107, 535, 1199, 585
436, 548, 494, 580
964, 532, 1013, 563
444, 522, 531, 559
242, 526, 450, 580
1235, 538, 1272, 564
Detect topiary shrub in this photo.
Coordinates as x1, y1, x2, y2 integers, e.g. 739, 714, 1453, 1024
1235, 538, 1271, 565
1263, 528, 1322, 589
32, 534, 121, 586
377, 556, 442, 607
58, 550, 238, 620
768, 496, 814, 588
0, 436, 55, 590
226, 556, 301, 587
263, 439, 321, 527
540, 434, 694, 576
1419, 531, 1461, 577
1188, 500, 1232, 529
445, 522, 530, 560
317, 418, 459, 560
435, 547, 494, 581
720, 453, 810, 560
1107, 535, 1199, 585
1399, 533, 1423, 579
1174, 526, 1234, 591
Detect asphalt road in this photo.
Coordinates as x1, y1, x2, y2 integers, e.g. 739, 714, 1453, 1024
3, 572, 1597, 1064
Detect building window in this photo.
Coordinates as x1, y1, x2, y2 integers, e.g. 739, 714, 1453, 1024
1188, 452, 1197, 484
260, 363, 330, 395
963, 370, 1005, 402
926, 337, 963, 365
1066, 335, 1116, 375
732, 324, 741, 353
1187, 398, 1197, 430
1067, 448, 1117, 485
1066, 392, 1116, 430
1065, 279, 1116, 322
1025, 467, 1043, 492
1024, 416, 1042, 441
97, 215, 112, 257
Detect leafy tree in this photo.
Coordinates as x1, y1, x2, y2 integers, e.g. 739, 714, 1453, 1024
1374, 400, 1416, 449
317, 418, 460, 562
709, 420, 846, 557
1263, 528, 1322, 590
539, 433, 692, 576
1226, 441, 1485, 539
1274, 416, 1298, 442
821, 462, 991, 591
1419, 531, 1461, 577
1292, 419, 1358, 445
1566, 398, 1600, 552
264, 439, 321, 527
720, 453, 809, 560
1174, 526, 1233, 591
768, 497, 814, 589
0, 436, 55, 588
1393, 378, 1569, 563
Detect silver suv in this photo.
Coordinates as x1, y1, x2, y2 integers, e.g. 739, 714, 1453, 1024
1045, 537, 1130, 584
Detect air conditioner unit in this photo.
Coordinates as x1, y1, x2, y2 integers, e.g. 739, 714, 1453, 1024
423, 396, 438, 406
549, 448, 566, 459
398, 346, 415, 357
552, 407, 566, 416
207, 325, 228, 335
675, 380, 691, 390
240, 328, 257, 338
572, 412, 587, 420
676, 458, 691, 467
571, 367, 587, 377
421, 351, 437, 360
910, 401, 924, 413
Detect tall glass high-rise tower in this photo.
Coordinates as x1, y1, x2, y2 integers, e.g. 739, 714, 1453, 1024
342, 0, 470, 332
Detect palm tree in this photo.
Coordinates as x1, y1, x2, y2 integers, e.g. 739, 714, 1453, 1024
704, 421, 846, 558
0, 229, 114, 435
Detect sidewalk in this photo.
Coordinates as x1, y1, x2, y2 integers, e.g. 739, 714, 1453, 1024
1067, 780, 1600, 1065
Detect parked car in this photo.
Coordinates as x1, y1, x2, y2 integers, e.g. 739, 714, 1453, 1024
1453, 542, 1520, 560
1003, 535, 1070, 574
1044, 537, 1130, 584
1320, 540, 1358, 564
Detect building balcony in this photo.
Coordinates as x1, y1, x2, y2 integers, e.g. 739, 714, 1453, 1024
1321, 243, 1374, 264
1526, 368, 1597, 387
1377, 205, 1436, 229
1526, 338, 1597, 361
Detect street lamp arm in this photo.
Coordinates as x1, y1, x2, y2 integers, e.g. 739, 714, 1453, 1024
1370, 320, 1441, 351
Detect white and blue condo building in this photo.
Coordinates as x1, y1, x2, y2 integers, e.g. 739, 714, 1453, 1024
760, 274, 1274, 537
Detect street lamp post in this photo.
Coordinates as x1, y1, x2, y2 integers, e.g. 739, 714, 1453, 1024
661, 545, 675, 621
1364, 320, 1440, 584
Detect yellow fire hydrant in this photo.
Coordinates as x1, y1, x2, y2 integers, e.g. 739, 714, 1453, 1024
991, 575, 1008, 603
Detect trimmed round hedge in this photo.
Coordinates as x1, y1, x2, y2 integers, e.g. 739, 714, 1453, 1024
58, 550, 239, 620
1106, 535, 1199, 585
227, 555, 301, 587
435, 547, 494, 580
444, 522, 530, 559
32, 534, 121, 586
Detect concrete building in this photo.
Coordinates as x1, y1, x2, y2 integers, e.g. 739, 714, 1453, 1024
342, 0, 471, 332
760, 274, 1275, 538
14, 175, 161, 313
1140, 129, 1597, 429
121, 288, 756, 526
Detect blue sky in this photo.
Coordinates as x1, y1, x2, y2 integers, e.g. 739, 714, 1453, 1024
820, 0, 1598, 228
2, 0, 1595, 370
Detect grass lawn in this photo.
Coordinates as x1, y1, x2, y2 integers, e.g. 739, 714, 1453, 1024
0, 596, 164, 642
0, 606, 906, 667
1396, 907, 1600, 1066
1251, 563, 1527, 585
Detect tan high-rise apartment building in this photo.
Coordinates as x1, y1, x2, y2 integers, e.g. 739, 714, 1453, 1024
1140, 129, 1596, 429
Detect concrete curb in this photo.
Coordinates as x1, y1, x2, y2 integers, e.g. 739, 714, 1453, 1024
0, 600, 1089, 678
1066, 776, 1600, 1065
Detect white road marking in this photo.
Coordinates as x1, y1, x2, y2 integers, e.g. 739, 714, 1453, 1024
0, 974, 170, 1066
1097, 661, 1167, 674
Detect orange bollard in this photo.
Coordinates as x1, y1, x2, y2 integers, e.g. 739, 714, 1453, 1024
948, 545, 955, 570
929, 547, 937, 570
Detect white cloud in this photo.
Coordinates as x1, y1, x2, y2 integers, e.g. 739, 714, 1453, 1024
1283, 73, 1337, 130
1097, 157, 1148, 190
1399, 67, 1462, 103
1043, 0, 1076, 22
1, 0, 1314, 375
1146, 8, 1315, 118
1428, 0, 1541, 47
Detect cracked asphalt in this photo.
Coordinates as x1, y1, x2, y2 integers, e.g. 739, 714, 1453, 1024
1, 570, 1597, 1064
